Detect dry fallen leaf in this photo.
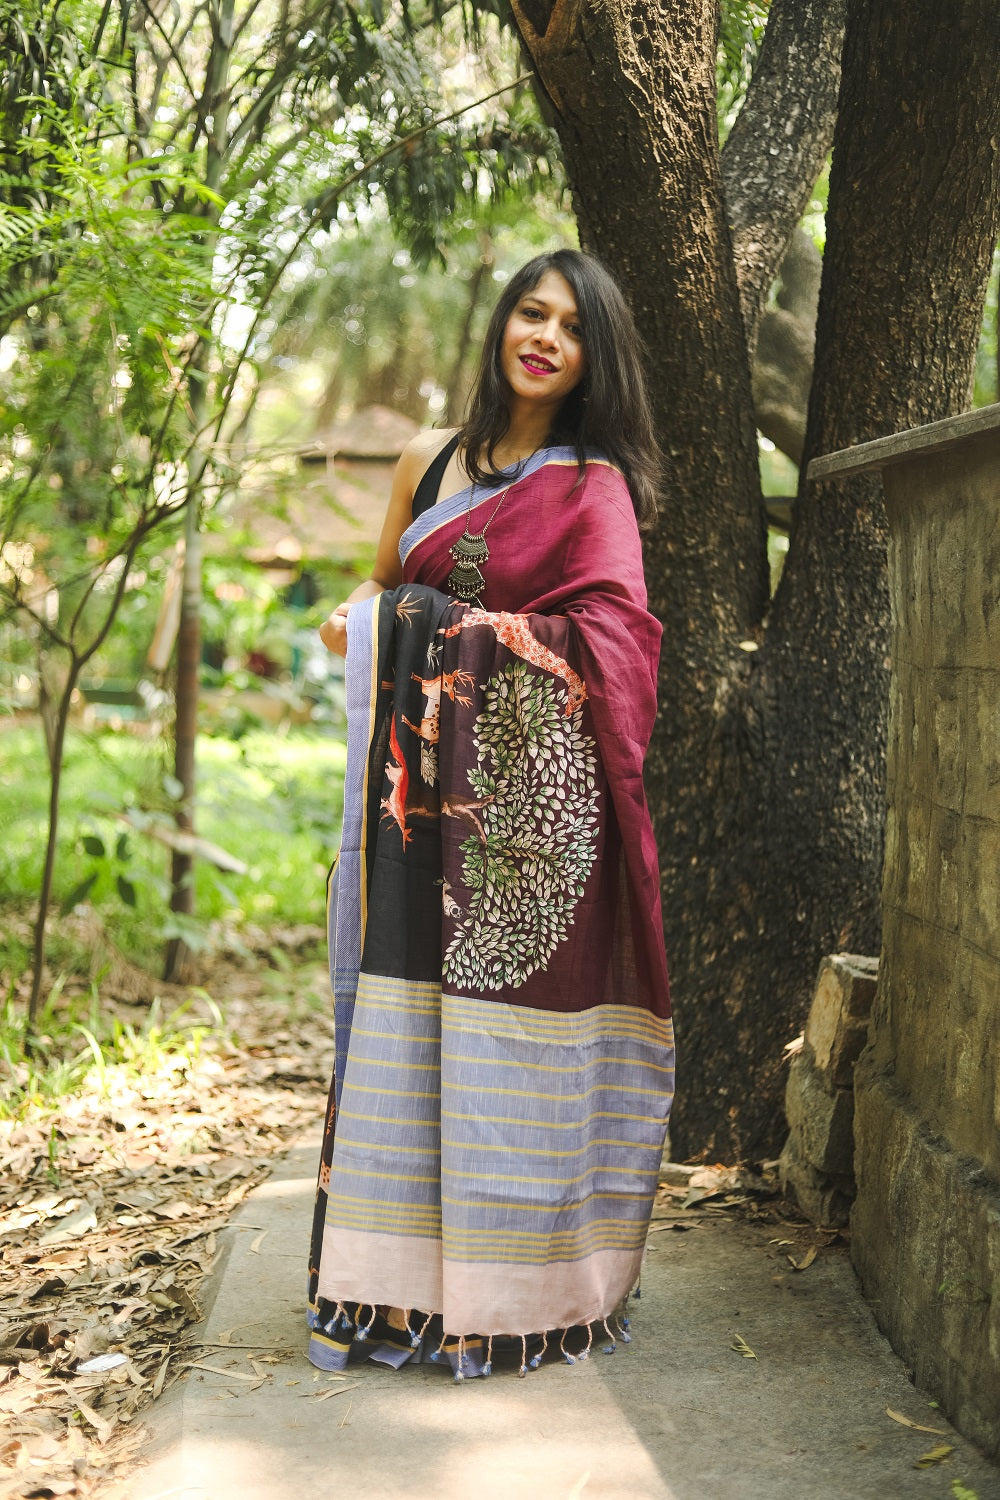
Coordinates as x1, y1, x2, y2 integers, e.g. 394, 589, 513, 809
0, 944, 330, 1497
915, 1444, 955, 1468
38, 1205, 99, 1246
886, 1408, 948, 1435
182, 1362, 259, 1382
787, 1246, 818, 1272
74, 1397, 115, 1445
730, 1334, 757, 1360
250, 1230, 268, 1254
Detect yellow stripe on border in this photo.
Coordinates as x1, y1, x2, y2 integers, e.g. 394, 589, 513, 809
334, 1137, 441, 1157
437, 1136, 658, 1159
441, 1108, 664, 1129
443, 998, 673, 1047
348, 1025, 441, 1044
442, 1221, 647, 1245
440, 1189, 649, 1213
339, 1109, 441, 1129
442, 1164, 653, 1188
443, 1229, 646, 1254
328, 1197, 442, 1216
439, 1081, 669, 1103
343, 1056, 440, 1072
340, 1084, 442, 1100
439, 1050, 673, 1077
332, 1167, 440, 1185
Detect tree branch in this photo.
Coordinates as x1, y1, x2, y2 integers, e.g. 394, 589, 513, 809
721, 0, 846, 353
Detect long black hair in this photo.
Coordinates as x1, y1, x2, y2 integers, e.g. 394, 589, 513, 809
459, 249, 661, 528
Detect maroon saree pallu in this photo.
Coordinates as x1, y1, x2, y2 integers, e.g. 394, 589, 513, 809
308, 448, 674, 1375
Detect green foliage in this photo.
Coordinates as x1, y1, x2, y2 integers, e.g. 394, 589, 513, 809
717, 0, 769, 138
974, 247, 999, 408
259, 201, 575, 431
0, 985, 227, 1120
0, 726, 346, 969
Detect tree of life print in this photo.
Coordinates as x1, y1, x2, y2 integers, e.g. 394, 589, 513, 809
442, 661, 600, 991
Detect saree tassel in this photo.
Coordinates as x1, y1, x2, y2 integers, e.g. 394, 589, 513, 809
559, 1327, 576, 1365
518, 1335, 528, 1378
412, 1310, 434, 1349
601, 1317, 617, 1354
429, 1329, 449, 1365
453, 1335, 467, 1384
483, 1336, 494, 1377
528, 1331, 548, 1371
354, 1304, 377, 1343
578, 1323, 594, 1360
617, 1313, 632, 1344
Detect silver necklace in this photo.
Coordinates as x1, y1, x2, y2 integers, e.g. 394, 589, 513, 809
446, 483, 512, 605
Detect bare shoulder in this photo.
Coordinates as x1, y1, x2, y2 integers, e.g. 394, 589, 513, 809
402, 426, 460, 466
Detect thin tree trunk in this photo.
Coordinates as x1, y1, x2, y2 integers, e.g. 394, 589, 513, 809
27, 657, 81, 1033
444, 235, 494, 425
163, 0, 236, 982
164, 493, 202, 983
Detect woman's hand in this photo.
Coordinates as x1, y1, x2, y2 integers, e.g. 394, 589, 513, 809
319, 603, 352, 658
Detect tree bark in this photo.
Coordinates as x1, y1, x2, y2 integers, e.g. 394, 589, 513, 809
163, 0, 236, 983
27, 659, 81, 1032
721, 0, 846, 355
163, 491, 202, 984
752, 229, 822, 464
511, 0, 1000, 1159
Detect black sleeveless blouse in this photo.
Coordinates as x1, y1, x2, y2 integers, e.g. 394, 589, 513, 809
411, 432, 463, 519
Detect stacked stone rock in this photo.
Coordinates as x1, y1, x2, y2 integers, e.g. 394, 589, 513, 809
779, 953, 878, 1227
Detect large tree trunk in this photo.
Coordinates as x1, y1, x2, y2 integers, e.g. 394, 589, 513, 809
510, 0, 1000, 1159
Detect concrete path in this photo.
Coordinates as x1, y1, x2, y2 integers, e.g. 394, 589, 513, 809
131, 1129, 1000, 1500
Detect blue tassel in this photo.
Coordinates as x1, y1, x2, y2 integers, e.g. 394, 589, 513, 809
482, 1362, 492, 1377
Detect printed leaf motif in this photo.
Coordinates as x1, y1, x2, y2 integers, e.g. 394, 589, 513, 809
442, 661, 599, 991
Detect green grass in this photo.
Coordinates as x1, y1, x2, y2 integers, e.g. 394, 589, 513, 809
0, 982, 228, 1121
0, 724, 346, 974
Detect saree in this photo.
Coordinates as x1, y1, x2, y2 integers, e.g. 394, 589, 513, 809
307, 448, 674, 1375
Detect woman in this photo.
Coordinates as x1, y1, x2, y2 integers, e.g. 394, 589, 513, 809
308, 249, 674, 1380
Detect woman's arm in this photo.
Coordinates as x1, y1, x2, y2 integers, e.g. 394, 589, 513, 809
318, 429, 457, 657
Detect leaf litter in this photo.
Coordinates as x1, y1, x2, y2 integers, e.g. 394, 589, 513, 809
0, 945, 330, 1499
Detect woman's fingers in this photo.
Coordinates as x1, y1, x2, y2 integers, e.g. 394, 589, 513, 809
319, 607, 350, 657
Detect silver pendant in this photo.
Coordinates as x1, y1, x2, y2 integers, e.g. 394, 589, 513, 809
447, 529, 489, 603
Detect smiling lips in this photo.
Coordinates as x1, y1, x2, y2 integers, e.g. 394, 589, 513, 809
520, 353, 557, 375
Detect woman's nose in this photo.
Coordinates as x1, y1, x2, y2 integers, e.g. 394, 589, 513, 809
533, 318, 559, 346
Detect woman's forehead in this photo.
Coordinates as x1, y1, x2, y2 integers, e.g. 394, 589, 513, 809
521, 269, 579, 316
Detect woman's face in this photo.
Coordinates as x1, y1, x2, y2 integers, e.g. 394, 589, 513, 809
499, 270, 586, 410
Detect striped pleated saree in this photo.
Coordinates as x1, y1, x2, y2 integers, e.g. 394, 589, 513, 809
308, 451, 674, 1377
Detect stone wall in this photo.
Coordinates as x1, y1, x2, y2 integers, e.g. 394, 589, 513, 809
809, 406, 1000, 1460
